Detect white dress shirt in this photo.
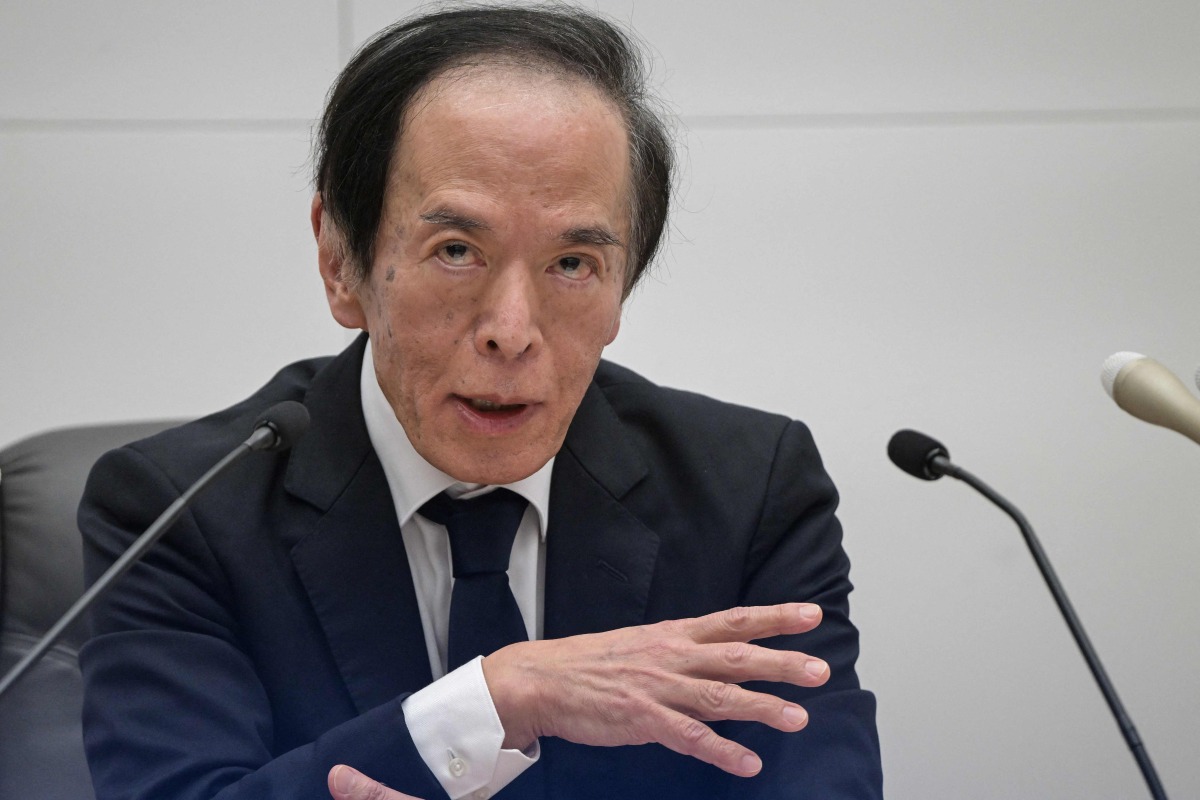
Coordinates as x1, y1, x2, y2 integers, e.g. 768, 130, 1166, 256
359, 340, 549, 800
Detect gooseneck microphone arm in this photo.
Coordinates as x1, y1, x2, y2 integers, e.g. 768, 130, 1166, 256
888, 430, 1168, 800
0, 401, 310, 700
937, 459, 1165, 800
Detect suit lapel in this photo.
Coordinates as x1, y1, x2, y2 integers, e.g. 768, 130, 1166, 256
544, 378, 660, 638
284, 336, 433, 713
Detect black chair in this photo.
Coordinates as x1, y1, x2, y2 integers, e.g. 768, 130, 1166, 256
0, 420, 178, 800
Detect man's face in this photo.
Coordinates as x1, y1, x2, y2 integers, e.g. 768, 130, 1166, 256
317, 65, 631, 485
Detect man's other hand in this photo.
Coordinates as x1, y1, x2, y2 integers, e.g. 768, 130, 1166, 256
483, 603, 829, 778
328, 765, 424, 800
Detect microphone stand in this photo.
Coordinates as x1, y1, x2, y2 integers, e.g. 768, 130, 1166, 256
933, 456, 1169, 800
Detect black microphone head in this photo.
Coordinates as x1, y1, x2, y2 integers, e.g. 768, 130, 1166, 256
888, 429, 950, 481
253, 401, 311, 452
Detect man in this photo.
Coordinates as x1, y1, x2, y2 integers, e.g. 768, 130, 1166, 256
79, 6, 882, 800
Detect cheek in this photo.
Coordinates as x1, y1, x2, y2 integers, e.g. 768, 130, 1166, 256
365, 289, 398, 342
370, 280, 468, 380
547, 296, 622, 363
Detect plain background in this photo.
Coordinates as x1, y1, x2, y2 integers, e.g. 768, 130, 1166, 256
2, 1, 1198, 797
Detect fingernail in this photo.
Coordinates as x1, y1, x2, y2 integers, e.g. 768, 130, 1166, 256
331, 765, 359, 794
740, 754, 762, 775
798, 604, 820, 621
805, 659, 828, 678
782, 705, 808, 726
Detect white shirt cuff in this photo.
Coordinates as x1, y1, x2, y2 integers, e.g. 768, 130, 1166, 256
402, 656, 540, 800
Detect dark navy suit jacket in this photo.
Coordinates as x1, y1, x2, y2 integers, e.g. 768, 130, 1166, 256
79, 336, 882, 799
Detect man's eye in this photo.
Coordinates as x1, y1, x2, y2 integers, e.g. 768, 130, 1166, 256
556, 256, 593, 280
440, 243, 473, 265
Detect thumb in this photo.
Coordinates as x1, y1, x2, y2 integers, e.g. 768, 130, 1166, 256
327, 764, 423, 800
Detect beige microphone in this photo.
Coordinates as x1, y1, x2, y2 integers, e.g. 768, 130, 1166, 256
1101, 351, 1200, 446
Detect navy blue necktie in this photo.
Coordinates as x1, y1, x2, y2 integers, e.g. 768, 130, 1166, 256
418, 488, 530, 672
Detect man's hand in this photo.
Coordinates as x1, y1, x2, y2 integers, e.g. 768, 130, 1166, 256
483, 603, 829, 777
327, 765, 424, 800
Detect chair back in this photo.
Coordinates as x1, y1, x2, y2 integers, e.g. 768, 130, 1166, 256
0, 421, 179, 800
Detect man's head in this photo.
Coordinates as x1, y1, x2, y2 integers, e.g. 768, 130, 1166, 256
312, 6, 672, 485
313, 4, 673, 296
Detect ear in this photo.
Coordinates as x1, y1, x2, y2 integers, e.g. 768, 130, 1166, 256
312, 193, 368, 330
604, 307, 622, 345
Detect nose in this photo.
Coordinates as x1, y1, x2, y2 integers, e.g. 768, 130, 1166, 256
473, 265, 542, 360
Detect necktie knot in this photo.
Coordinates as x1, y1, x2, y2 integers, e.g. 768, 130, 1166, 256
418, 488, 529, 578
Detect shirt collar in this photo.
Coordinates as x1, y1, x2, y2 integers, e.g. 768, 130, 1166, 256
359, 338, 553, 539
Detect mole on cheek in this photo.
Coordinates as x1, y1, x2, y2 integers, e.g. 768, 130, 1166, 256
385, 266, 396, 282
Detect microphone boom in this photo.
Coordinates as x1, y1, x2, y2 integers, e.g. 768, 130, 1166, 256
888, 430, 1169, 800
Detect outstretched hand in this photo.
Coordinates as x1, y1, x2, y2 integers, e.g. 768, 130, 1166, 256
328, 765, 424, 800
483, 603, 829, 777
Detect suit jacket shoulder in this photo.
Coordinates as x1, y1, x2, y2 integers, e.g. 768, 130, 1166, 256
113, 351, 334, 486
574, 358, 834, 568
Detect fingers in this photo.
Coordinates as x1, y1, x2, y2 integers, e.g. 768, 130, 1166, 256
674, 604, 829, 686
685, 603, 823, 645
693, 640, 830, 687
650, 705, 765, 778
684, 679, 810, 733
328, 765, 424, 800
618, 666, 814, 778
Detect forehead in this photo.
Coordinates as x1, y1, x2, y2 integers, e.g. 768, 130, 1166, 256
387, 64, 632, 222
408, 60, 618, 119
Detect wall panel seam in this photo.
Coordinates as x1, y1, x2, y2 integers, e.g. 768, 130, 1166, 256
682, 108, 1200, 130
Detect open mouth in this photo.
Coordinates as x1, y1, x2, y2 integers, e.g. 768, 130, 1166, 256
456, 396, 531, 418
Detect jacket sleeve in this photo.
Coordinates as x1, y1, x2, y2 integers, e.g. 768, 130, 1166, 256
78, 444, 450, 800
730, 419, 884, 799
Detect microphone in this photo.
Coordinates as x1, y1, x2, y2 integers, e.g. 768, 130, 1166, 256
0, 401, 310, 699
1101, 351, 1200, 446
249, 400, 311, 451
887, 430, 1169, 800
887, 429, 956, 481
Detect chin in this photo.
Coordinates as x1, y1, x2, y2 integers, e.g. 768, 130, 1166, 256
432, 445, 554, 486
444, 463, 544, 486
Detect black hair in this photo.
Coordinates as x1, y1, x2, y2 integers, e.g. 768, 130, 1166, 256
313, 3, 673, 295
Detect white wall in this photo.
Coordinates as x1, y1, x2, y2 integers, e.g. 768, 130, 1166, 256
3, 1, 1198, 797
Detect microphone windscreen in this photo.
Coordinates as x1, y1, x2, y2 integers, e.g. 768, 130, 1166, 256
888, 429, 949, 480
1100, 351, 1145, 399
254, 401, 311, 451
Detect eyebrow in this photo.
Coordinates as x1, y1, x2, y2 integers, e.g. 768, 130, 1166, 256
419, 209, 491, 231
420, 209, 624, 250
562, 227, 625, 249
